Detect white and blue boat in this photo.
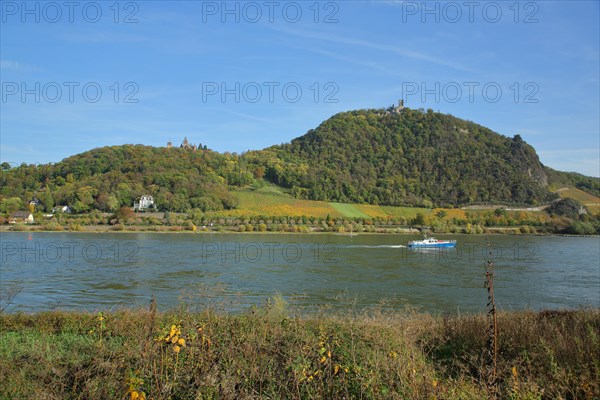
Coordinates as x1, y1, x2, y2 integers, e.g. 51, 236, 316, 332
407, 235, 456, 248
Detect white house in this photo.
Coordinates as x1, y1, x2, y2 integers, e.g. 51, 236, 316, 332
52, 205, 72, 214
134, 195, 154, 211
29, 198, 41, 207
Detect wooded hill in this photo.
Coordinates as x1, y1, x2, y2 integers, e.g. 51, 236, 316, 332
1, 108, 598, 213
246, 108, 557, 207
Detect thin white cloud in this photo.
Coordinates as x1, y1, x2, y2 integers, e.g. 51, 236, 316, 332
272, 26, 474, 73
207, 107, 276, 124
0, 60, 41, 72
538, 149, 599, 156
307, 48, 403, 76
376, 0, 411, 7
59, 32, 149, 44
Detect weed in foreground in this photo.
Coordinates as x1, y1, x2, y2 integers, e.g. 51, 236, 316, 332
0, 302, 597, 399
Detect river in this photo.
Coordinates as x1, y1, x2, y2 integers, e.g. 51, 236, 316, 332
1, 232, 598, 313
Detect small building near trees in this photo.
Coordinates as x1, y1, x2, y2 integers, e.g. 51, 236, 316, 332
9, 211, 34, 224
52, 205, 72, 214
134, 195, 155, 211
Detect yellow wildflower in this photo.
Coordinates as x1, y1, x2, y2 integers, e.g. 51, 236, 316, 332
130, 390, 146, 400
320, 356, 327, 364
173, 345, 181, 354
177, 338, 186, 347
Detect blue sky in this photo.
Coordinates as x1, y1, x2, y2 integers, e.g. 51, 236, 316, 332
1, 0, 598, 176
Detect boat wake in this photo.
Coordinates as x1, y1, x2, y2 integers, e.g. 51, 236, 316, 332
345, 245, 407, 249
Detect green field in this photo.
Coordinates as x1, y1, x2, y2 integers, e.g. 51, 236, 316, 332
214, 183, 600, 221
224, 185, 435, 219
329, 203, 371, 218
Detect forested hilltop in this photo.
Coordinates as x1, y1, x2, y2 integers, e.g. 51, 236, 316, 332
246, 108, 556, 207
1, 108, 599, 213
0, 146, 249, 213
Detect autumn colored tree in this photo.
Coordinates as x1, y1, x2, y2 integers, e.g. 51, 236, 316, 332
112, 206, 135, 225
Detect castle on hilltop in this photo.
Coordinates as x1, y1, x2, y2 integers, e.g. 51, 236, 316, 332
387, 99, 405, 114
376, 99, 406, 115
167, 137, 207, 151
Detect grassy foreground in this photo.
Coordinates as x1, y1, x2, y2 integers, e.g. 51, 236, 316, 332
0, 305, 598, 399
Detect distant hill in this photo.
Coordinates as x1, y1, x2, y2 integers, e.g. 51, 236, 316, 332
1, 107, 599, 213
544, 167, 600, 197
0, 145, 251, 213
245, 108, 556, 207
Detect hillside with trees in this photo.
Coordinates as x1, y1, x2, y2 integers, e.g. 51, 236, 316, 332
0, 145, 252, 214
245, 108, 555, 207
544, 167, 600, 197
1, 108, 598, 214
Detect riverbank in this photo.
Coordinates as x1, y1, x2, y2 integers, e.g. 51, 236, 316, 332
1, 306, 598, 399
0, 223, 570, 235
5, 195, 599, 235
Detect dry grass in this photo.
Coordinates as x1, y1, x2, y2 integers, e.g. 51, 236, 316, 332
380, 206, 434, 219
222, 190, 343, 218
431, 310, 600, 399
556, 187, 600, 204
1, 304, 598, 400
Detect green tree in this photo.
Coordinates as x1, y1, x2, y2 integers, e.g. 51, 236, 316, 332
547, 198, 586, 220
107, 195, 120, 212
494, 208, 507, 217
411, 213, 425, 226
43, 190, 54, 213
113, 206, 135, 225
115, 183, 132, 207
0, 197, 22, 213
170, 193, 189, 213
76, 186, 97, 211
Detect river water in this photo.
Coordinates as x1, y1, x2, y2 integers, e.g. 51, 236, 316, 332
1, 232, 598, 313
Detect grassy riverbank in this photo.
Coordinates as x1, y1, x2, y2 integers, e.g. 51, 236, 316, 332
5, 184, 599, 235
1, 305, 598, 399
